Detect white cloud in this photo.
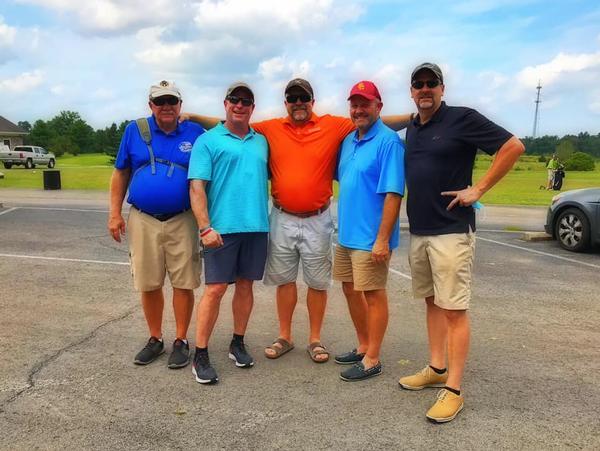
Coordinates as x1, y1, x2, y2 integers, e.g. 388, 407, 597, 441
0, 16, 17, 46
50, 84, 65, 95
258, 57, 286, 79
134, 27, 192, 66
517, 51, 600, 88
17, 0, 182, 35
0, 70, 44, 93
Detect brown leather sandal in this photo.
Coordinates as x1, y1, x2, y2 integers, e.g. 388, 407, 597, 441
264, 338, 294, 359
307, 342, 330, 363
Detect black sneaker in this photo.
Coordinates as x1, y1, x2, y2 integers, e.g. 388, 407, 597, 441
192, 351, 218, 384
229, 340, 254, 368
340, 361, 382, 382
167, 339, 190, 369
334, 348, 365, 365
133, 337, 164, 365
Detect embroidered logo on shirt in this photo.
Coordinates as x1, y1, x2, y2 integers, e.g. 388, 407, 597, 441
179, 141, 193, 152
432, 135, 442, 140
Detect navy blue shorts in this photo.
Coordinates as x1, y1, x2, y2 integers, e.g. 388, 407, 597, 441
203, 232, 268, 284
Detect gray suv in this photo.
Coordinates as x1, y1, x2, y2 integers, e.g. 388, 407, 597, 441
544, 188, 600, 252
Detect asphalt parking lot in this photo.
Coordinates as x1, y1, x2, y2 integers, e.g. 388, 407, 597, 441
1, 189, 599, 450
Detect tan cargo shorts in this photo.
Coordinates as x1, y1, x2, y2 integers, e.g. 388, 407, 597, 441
332, 244, 390, 291
408, 231, 475, 310
127, 208, 201, 292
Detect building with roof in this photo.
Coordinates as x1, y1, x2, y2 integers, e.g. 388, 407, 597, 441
0, 116, 28, 149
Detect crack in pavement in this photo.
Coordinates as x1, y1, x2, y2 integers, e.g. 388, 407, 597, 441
0, 307, 136, 413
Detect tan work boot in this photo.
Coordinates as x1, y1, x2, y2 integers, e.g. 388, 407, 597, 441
426, 389, 464, 423
398, 366, 448, 390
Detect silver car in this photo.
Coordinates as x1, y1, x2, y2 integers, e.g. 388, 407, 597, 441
544, 188, 600, 252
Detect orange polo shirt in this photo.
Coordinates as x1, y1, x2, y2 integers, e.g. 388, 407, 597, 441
253, 114, 355, 212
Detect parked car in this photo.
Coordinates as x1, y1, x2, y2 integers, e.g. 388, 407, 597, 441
544, 188, 600, 252
0, 145, 56, 169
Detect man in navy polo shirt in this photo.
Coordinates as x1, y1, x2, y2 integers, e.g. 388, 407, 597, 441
109, 80, 205, 370
399, 63, 525, 423
333, 81, 405, 382
188, 82, 269, 384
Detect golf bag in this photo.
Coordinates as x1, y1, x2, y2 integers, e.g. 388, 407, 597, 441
553, 167, 565, 191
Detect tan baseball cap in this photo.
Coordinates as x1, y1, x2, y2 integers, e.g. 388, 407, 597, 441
149, 80, 182, 100
225, 82, 255, 100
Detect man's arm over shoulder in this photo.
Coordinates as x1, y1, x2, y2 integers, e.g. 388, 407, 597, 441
381, 113, 414, 132
179, 113, 220, 130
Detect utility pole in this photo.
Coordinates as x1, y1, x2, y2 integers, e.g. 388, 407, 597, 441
532, 80, 542, 138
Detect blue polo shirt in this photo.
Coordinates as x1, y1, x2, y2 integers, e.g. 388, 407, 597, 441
188, 122, 269, 234
337, 118, 405, 251
405, 102, 513, 235
115, 116, 205, 214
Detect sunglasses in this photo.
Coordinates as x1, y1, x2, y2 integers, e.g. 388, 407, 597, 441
226, 95, 254, 107
286, 94, 312, 103
152, 96, 180, 106
411, 79, 441, 89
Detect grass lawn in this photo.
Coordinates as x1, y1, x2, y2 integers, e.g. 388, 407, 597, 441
1, 153, 599, 205
0, 153, 113, 190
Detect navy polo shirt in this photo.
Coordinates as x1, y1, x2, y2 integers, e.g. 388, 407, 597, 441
405, 102, 512, 235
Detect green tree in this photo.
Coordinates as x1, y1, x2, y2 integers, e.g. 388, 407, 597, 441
555, 139, 576, 162
48, 135, 79, 157
29, 120, 55, 148
564, 152, 596, 171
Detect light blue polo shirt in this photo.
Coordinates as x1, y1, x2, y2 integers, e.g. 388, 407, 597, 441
188, 122, 269, 234
337, 118, 405, 251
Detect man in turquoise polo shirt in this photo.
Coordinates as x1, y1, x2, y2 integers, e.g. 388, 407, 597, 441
333, 81, 405, 382
188, 82, 269, 384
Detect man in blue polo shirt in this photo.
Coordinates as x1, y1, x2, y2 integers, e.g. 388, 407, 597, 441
398, 63, 525, 423
109, 80, 205, 370
188, 82, 269, 384
333, 81, 405, 382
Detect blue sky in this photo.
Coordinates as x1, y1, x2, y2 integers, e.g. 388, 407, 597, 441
1, 0, 599, 138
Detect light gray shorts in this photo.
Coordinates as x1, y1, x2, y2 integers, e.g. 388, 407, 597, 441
263, 206, 334, 290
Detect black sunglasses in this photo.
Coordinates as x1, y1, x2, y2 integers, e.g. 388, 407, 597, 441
152, 96, 180, 106
286, 94, 312, 103
226, 95, 254, 107
411, 79, 441, 89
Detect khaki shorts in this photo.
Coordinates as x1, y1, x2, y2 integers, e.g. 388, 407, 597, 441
128, 208, 201, 292
408, 232, 475, 310
332, 244, 389, 291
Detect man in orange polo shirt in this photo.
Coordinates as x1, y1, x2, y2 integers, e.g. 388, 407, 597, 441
183, 79, 410, 363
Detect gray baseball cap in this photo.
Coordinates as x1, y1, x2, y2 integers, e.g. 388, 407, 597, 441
411, 63, 444, 83
225, 82, 254, 100
285, 78, 314, 97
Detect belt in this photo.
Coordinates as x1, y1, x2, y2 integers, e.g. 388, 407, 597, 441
132, 205, 188, 222
272, 199, 330, 218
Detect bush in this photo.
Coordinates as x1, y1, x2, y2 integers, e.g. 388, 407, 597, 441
564, 152, 596, 171
538, 155, 547, 163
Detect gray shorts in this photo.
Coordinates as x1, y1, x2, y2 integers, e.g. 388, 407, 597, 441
263, 207, 334, 290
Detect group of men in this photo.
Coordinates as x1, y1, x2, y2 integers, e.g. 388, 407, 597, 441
108, 63, 525, 423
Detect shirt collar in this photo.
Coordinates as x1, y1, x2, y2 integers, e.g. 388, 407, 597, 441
352, 117, 383, 143
149, 115, 183, 136
215, 121, 256, 139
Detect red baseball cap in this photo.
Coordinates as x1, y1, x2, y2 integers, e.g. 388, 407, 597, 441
347, 80, 381, 101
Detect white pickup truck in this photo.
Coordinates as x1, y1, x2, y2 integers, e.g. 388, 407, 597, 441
0, 144, 56, 169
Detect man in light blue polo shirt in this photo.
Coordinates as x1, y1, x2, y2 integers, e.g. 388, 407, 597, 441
333, 81, 405, 382
188, 82, 269, 384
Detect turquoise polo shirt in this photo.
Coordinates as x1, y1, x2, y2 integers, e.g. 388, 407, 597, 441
188, 122, 269, 234
337, 118, 405, 251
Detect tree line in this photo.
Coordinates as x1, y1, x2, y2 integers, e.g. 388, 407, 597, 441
18, 111, 128, 158
17, 111, 600, 161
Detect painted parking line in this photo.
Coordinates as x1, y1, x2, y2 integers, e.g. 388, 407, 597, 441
0, 253, 128, 266
0, 207, 19, 216
9, 206, 109, 213
476, 237, 600, 270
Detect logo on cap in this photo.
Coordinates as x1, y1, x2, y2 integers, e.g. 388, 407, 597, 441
357, 82, 365, 91
160, 80, 169, 87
